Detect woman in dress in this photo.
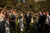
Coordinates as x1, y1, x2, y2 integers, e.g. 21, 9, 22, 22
0, 9, 5, 33
19, 12, 24, 31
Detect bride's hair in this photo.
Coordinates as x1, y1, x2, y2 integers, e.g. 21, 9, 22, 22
0, 9, 2, 13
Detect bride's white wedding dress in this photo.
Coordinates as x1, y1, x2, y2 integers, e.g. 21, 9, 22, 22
19, 14, 24, 31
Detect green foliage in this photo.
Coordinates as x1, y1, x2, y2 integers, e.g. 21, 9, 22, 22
0, 0, 50, 12
0, 1, 7, 7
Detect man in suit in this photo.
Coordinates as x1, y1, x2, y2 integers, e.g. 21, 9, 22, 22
37, 10, 47, 33
45, 11, 49, 33
25, 11, 31, 33
9, 11, 16, 33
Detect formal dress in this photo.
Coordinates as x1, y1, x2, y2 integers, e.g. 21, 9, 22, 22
19, 14, 24, 31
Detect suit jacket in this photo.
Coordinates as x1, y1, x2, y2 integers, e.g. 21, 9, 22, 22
37, 14, 47, 28
25, 13, 32, 23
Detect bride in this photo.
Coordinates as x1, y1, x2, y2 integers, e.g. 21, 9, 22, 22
19, 12, 24, 31
0, 9, 5, 33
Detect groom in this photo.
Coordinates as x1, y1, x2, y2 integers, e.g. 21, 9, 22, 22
25, 11, 31, 33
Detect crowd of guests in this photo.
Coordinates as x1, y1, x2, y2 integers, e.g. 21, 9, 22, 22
0, 9, 16, 33
35, 11, 50, 33
0, 9, 32, 33
0, 8, 50, 33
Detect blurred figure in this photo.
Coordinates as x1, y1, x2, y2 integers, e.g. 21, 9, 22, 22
5, 11, 10, 33
25, 11, 31, 33
9, 11, 16, 33
19, 12, 24, 32
9, 11, 13, 33
35, 13, 39, 33
0, 9, 5, 33
37, 10, 47, 33
48, 13, 50, 23
12, 11, 16, 33
45, 11, 49, 33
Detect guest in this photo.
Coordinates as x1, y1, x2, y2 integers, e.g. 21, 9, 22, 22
35, 13, 39, 33
45, 11, 49, 33
9, 11, 13, 32
37, 10, 47, 33
48, 13, 50, 27
25, 11, 31, 33
48, 13, 50, 23
5, 11, 10, 33
12, 11, 16, 33
9, 11, 16, 33
0, 9, 5, 33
